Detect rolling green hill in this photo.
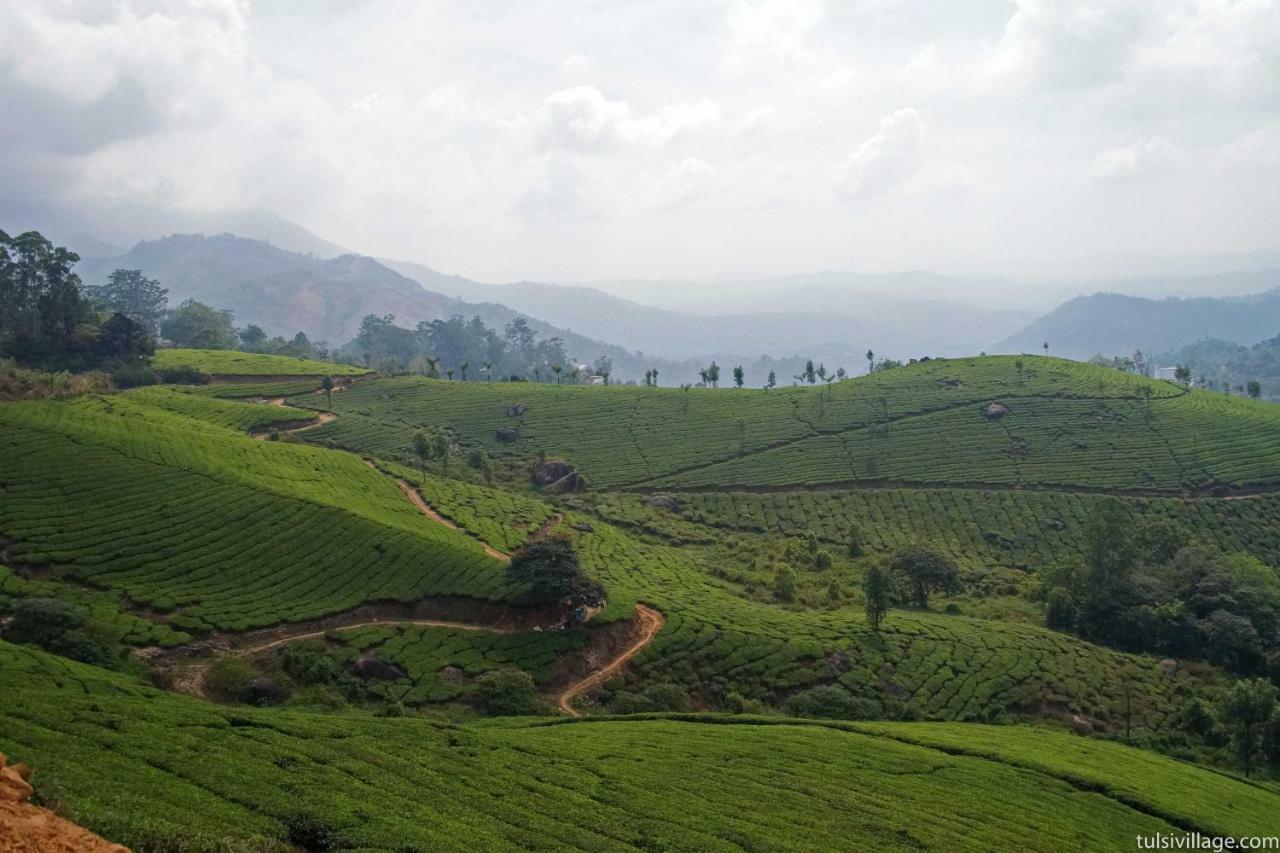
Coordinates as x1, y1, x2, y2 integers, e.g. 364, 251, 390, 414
304, 356, 1280, 493
4, 351, 1280, 849
2, 640, 1276, 851
152, 348, 369, 377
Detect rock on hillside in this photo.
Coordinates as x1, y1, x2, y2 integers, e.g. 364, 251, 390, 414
0, 753, 128, 852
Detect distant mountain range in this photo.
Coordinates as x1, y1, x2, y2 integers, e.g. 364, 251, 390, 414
995, 287, 1280, 360
76, 235, 669, 378
384, 260, 1032, 362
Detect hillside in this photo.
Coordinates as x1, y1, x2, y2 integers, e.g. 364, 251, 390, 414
996, 288, 1280, 360
1157, 335, 1280, 401
3, 641, 1276, 850
74, 235, 666, 378
386, 259, 1032, 361
153, 348, 369, 377
305, 355, 1280, 493
3, 350, 1280, 849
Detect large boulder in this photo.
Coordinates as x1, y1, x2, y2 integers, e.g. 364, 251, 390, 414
495, 427, 520, 443
532, 459, 582, 493
354, 656, 407, 681
645, 494, 684, 513
505, 403, 526, 417
982, 402, 1010, 420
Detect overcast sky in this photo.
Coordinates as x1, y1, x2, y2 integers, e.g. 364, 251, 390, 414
2, 0, 1279, 282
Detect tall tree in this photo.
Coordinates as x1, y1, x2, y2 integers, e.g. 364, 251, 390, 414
86, 269, 168, 333
0, 230, 89, 364
161, 300, 237, 349
1247, 380, 1262, 399
765, 369, 776, 390
412, 430, 431, 477
863, 564, 892, 631
732, 365, 745, 388
322, 375, 335, 410
1218, 679, 1277, 777
506, 539, 601, 607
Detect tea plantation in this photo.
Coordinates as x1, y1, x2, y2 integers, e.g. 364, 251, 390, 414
5, 349, 1280, 849
2, 641, 1277, 851
152, 348, 370, 377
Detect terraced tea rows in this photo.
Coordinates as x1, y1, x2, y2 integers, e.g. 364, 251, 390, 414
153, 348, 368, 377
303, 356, 1280, 492
567, 517, 1200, 726
586, 489, 1280, 569
3, 641, 1275, 851
0, 393, 509, 631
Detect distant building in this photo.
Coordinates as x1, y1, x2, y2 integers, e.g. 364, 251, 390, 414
1154, 366, 1179, 382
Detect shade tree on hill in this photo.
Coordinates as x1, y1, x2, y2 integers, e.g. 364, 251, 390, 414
888, 545, 960, 609
162, 299, 238, 349
506, 539, 602, 612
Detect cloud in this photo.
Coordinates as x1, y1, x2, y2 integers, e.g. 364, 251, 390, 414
1089, 136, 1178, 184
1214, 121, 1280, 172
835, 108, 924, 199
723, 0, 825, 73
537, 86, 722, 152
986, 0, 1144, 91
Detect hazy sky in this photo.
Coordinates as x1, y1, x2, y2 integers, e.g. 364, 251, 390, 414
3, 0, 1279, 282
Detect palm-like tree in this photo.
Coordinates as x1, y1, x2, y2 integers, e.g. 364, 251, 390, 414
425, 356, 440, 378
459, 361, 469, 381
446, 368, 454, 381
552, 364, 562, 384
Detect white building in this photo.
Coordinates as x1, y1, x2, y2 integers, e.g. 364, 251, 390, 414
1154, 366, 1180, 382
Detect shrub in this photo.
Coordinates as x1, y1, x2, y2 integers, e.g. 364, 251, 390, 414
773, 565, 797, 602
783, 685, 880, 720
643, 683, 690, 712
814, 549, 833, 571
205, 657, 256, 702
1045, 587, 1076, 631
609, 691, 654, 714
110, 363, 159, 388
3, 598, 115, 666
470, 669, 538, 715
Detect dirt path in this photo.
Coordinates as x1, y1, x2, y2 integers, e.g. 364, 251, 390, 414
557, 604, 664, 717
249, 411, 335, 440
169, 615, 515, 699
392, 478, 512, 562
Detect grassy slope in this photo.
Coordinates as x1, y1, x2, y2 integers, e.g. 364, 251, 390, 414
153, 348, 368, 377
2, 640, 1275, 851
304, 356, 1280, 492
0, 389, 507, 631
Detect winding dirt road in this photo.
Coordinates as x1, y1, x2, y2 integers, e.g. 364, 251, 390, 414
557, 604, 665, 717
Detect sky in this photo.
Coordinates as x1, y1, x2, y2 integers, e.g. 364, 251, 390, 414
2, 0, 1279, 284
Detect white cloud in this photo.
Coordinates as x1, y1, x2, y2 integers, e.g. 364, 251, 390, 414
1089, 136, 1178, 184
835, 108, 924, 199
723, 0, 825, 73
537, 86, 722, 151
1214, 121, 1280, 172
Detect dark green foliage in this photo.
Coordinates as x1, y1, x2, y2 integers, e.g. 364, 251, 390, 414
1217, 679, 1277, 776
205, 657, 255, 702
889, 545, 960, 609
3, 597, 115, 666
470, 668, 537, 715
161, 300, 238, 349
1045, 587, 1076, 631
93, 312, 154, 363
783, 685, 880, 720
506, 539, 600, 608
864, 565, 892, 631
773, 564, 797, 602
847, 525, 863, 558
84, 269, 168, 334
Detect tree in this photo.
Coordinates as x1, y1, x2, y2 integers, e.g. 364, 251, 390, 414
1247, 380, 1262, 399
592, 356, 612, 386
506, 539, 601, 608
804, 360, 817, 385
470, 668, 538, 715
552, 364, 562, 384
93, 312, 153, 363
846, 526, 863, 558
322, 375, 334, 409
814, 549, 833, 570
1218, 679, 1277, 776
765, 369, 776, 390
1174, 365, 1192, 384
827, 577, 843, 603
773, 565, 797, 602
446, 368, 455, 381
836, 367, 847, 380
866, 349, 874, 373
240, 324, 267, 350
1045, 587, 1076, 631
707, 361, 720, 388
889, 545, 959, 609
733, 365, 745, 388
86, 269, 168, 334
412, 430, 431, 477
459, 361, 469, 381
1042, 341, 1050, 356
0, 230, 91, 366
162, 300, 237, 349
432, 430, 450, 470
1082, 498, 1136, 596
863, 565, 892, 631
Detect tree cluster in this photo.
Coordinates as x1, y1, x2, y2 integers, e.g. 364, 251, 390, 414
1043, 500, 1280, 682
0, 231, 155, 370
